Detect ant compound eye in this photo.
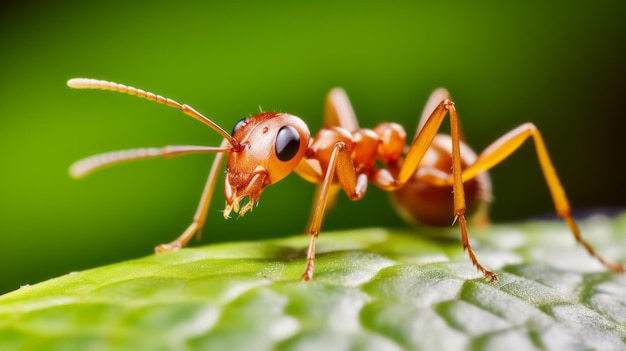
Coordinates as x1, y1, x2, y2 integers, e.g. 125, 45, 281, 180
275, 126, 300, 161
231, 118, 248, 136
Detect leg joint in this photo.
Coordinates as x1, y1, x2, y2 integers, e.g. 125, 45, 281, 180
443, 99, 455, 110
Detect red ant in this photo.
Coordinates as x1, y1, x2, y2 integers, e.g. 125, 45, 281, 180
68, 78, 625, 281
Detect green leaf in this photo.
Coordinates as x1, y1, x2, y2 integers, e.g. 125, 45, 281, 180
1, 213, 625, 351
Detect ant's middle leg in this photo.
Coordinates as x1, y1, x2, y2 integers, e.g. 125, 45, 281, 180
375, 98, 498, 280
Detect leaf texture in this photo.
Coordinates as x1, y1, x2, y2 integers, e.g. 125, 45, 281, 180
1, 213, 625, 351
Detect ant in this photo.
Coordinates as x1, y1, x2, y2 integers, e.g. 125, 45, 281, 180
67, 78, 625, 281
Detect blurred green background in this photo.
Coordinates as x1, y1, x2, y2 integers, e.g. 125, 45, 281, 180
1, 1, 624, 294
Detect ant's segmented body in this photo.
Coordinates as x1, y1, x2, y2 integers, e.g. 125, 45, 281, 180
68, 78, 625, 281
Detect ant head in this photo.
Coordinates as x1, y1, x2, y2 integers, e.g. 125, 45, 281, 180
223, 112, 310, 217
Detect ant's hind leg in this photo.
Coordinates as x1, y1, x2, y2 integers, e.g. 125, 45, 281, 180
457, 123, 625, 272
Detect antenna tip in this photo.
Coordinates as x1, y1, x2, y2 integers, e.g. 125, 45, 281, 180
68, 164, 87, 179
67, 78, 81, 88
67, 78, 94, 89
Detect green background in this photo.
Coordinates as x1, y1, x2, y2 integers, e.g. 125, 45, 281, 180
1, 1, 625, 295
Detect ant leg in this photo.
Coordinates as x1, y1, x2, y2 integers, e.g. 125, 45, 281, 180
384, 99, 498, 280
416, 88, 450, 133
298, 88, 360, 182
447, 103, 497, 280
155, 139, 229, 252
301, 142, 368, 281
416, 88, 470, 143
302, 88, 362, 231
397, 99, 454, 184
324, 87, 360, 131
447, 123, 625, 272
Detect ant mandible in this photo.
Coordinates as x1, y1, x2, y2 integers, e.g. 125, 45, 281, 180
67, 78, 625, 281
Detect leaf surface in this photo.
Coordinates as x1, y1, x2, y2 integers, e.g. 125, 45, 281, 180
1, 214, 625, 351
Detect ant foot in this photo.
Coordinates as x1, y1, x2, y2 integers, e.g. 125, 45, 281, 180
154, 242, 181, 253
482, 270, 498, 282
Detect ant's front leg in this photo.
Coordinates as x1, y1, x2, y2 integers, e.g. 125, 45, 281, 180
302, 88, 362, 232
301, 141, 368, 281
155, 140, 230, 253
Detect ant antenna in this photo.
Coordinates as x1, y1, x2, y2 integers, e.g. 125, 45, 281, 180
66, 78, 238, 146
